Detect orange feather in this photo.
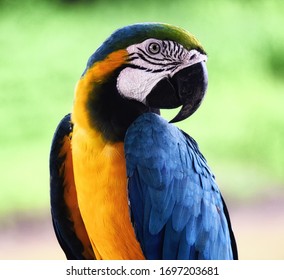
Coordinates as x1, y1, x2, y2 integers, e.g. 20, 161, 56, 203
59, 135, 95, 259
71, 49, 145, 260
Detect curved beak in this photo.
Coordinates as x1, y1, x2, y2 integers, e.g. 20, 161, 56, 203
170, 61, 208, 122
146, 60, 208, 123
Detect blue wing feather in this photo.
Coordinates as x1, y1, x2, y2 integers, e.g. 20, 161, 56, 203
125, 113, 237, 260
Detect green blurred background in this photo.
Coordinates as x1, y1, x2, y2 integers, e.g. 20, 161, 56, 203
0, 0, 283, 259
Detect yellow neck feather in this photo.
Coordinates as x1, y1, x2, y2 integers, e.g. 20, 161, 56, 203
70, 49, 144, 259
72, 49, 128, 132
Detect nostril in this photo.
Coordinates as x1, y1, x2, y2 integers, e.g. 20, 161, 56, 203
189, 53, 197, 60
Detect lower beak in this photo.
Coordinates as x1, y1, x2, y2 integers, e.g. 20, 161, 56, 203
146, 61, 208, 123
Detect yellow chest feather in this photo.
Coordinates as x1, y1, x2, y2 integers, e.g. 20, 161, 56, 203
71, 126, 144, 260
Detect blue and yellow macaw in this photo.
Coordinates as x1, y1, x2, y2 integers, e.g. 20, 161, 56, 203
49, 23, 238, 260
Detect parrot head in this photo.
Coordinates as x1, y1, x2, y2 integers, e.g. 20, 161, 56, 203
75, 23, 208, 141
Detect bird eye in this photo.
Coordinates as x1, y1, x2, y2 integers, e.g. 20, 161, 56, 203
147, 42, 161, 55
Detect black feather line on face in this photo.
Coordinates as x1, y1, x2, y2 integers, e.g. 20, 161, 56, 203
136, 48, 173, 64
127, 42, 184, 73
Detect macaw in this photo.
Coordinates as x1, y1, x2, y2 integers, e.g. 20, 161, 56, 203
49, 22, 238, 260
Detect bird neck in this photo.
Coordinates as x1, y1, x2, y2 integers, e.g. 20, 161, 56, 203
70, 50, 146, 259
72, 49, 148, 143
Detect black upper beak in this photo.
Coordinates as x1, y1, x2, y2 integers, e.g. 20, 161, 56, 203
146, 61, 208, 123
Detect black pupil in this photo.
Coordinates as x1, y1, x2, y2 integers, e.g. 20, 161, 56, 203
149, 43, 160, 54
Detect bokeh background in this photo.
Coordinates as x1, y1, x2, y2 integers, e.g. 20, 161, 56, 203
0, 0, 283, 259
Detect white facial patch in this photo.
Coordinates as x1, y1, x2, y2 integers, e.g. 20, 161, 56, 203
117, 67, 167, 103
116, 38, 207, 103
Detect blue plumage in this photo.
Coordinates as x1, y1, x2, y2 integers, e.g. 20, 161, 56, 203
125, 113, 234, 260
50, 22, 237, 260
